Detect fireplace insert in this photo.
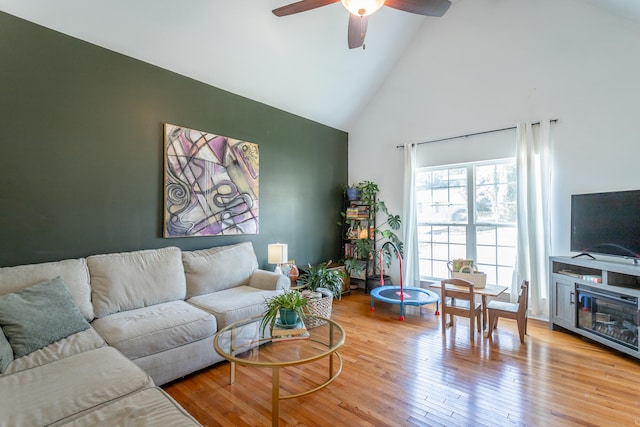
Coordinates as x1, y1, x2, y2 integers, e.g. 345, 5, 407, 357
576, 284, 639, 350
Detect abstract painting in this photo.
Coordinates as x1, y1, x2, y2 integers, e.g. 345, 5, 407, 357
163, 123, 259, 237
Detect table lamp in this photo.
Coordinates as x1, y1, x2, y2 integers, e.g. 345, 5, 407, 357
268, 243, 288, 275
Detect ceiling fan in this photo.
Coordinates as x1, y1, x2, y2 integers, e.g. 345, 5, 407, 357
272, 0, 452, 49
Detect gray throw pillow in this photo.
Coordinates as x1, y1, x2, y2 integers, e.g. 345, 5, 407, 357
0, 276, 91, 358
0, 327, 13, 373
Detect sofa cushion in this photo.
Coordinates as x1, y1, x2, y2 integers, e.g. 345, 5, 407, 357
132, 336, 222, 386
57, 388, 201, 426
88, 246, 186, 318
0, 277, 91, 358
0, 328, 12, 373
0, 257, 93, 321
4, 328, 106, 375
182, 242, 259, 298
0, 346, 153, 426
188, 285, 282, 329
91, 300, 217, 360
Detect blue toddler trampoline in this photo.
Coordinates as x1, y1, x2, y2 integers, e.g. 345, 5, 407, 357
370, 242, 440, 321
370, 286, 440, 321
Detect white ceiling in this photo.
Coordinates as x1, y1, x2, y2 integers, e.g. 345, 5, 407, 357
1, 0, 639, 131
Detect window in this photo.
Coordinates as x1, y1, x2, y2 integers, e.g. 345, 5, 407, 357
416, 159, 517, 287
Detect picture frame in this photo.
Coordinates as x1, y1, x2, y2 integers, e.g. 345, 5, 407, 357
163, 123, 259, 237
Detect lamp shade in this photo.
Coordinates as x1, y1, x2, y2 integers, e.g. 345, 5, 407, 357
341, 0, 385, 16
267, 243, 288, 265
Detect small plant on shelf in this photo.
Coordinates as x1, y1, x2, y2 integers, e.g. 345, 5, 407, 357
342, 184, 360, 201
260, 290, 308, 334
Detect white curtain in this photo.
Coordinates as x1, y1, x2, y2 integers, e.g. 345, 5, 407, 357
515, 121, 553, 318
402, 144, 420, 288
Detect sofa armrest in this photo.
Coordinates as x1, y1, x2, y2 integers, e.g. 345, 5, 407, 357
249, 270, 290, 291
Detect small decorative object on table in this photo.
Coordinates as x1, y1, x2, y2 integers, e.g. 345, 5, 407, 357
271, 318, 307, 335
447, 259, 487, 289
450, 258, 475, 273
288, 260, 299, 282
270, 317, 310, 341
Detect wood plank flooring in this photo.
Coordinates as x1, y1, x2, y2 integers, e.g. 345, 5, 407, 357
163, 291, 640, 426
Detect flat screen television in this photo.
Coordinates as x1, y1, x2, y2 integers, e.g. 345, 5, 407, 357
571, 190, 640, 260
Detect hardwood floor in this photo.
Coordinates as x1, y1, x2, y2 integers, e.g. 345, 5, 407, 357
163, 291, 640, 426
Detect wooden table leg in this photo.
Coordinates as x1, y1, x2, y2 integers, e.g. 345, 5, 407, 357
482, 295, 489, 337
229, 361, 235, 384
272, 367, 280, 427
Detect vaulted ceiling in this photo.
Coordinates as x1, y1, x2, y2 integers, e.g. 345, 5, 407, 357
1, 0, 638, 131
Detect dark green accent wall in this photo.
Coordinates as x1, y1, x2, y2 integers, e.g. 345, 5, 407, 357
0, 11, 348, 268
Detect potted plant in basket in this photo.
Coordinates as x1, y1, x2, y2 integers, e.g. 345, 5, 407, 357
297, 262, 346, 300
297, 262, 346, 328
339, 180, 403, 288
260, 290, 308, 334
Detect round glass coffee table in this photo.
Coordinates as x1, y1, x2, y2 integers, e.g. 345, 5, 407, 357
213, 315, 346, 427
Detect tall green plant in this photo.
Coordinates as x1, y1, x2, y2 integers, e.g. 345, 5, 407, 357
339, 180, 403, 276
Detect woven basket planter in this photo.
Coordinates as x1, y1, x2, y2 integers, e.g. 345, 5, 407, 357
303, 295, 332, 328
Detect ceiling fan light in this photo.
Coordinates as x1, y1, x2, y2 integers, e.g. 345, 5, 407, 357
341, 0, 385, 17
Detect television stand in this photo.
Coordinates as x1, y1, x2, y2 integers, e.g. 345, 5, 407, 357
550, 256, 640, 361
571, 252, 595, 260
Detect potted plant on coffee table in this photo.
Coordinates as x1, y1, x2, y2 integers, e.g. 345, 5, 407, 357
260, 290, 308, 335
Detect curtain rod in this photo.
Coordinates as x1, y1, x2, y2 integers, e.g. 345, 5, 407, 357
395, 119, 558, 148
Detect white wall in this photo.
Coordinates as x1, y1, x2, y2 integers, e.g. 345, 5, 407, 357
349, 0, 640, 272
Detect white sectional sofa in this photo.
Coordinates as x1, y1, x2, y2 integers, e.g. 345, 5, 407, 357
0, 242, 289, 426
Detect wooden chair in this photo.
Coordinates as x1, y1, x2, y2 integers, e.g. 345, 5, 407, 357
441, 278, 482, 341
487, 281, 529, 343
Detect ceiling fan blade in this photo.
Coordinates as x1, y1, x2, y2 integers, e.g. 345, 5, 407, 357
384, 0, 451, 17
348, 13, 368, 49
273, 0, 340, 17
